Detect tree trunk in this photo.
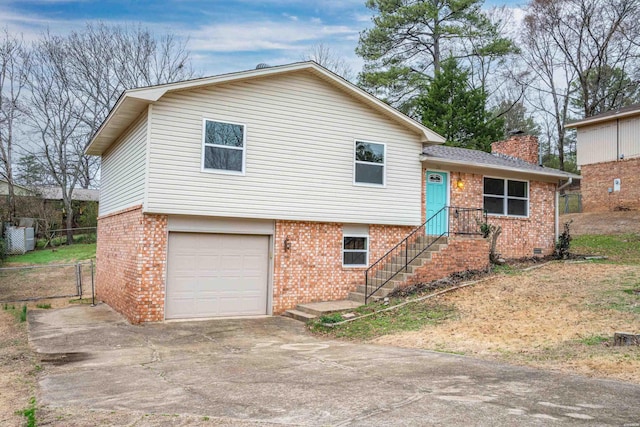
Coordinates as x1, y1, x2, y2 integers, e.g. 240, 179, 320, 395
65, 201, 74, 245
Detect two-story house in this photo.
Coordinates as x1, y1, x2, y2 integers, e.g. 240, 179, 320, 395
87, 62, 578, 323
566, 104, 640, 212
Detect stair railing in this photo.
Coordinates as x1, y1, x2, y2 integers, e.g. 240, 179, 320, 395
364, 206, 486, 304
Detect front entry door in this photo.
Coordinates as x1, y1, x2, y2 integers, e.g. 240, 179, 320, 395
425, 170, 448, 235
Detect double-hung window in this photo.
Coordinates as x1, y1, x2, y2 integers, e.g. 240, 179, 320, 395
483, 177, 529, 216
202, 119, 245, 174
343, 235, 368, 266
354, 140, 385, 186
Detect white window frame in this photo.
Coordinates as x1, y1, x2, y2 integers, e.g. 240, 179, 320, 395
201, 118, 246, 176
483, 176, 529, 218
353, 139, 386, 187
342, 234, 369, 267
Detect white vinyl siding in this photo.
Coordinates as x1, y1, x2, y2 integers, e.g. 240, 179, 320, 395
99, 111, 147, 215
146, 71, 424, 225
618, 117, 640, 160
576, 117, 640, 166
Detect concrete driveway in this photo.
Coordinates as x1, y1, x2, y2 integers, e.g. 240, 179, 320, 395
29, 304, 640, 426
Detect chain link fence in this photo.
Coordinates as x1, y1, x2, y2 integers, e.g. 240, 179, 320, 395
560, 193, 582, 214
0, 260, 94, 303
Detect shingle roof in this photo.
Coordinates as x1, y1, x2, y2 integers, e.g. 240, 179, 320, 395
421, 145, 580, 179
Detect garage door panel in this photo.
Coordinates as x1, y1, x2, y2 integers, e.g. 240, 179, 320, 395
166, 233, 269, 319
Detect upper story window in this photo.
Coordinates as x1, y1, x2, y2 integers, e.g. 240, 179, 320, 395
202, 119, 245, 174
483, 177, 529, 217
354, 140, 385, 186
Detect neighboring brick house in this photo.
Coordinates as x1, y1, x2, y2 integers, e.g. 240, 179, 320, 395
566, 104, 640, 212
86, 62, 578, 323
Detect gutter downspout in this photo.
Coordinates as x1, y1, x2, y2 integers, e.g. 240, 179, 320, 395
555, 177, 574, 241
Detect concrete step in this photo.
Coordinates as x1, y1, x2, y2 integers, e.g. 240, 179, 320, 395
356, 284, 396, 294
366, 276, 403, 288
295, 300, 362, 317
380, 263, 422, 274
283, 309, 317, 322
348, 289, 391, 304
374, 270, 409, 281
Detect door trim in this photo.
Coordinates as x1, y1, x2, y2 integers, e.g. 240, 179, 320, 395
425, 169, 450, 234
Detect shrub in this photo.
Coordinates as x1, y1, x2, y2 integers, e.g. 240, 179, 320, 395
554, 220, 573, 259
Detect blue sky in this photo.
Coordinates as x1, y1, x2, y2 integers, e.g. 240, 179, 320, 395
0, 0, 526, 76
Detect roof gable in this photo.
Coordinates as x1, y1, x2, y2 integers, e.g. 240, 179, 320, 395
86, 62, 444, 155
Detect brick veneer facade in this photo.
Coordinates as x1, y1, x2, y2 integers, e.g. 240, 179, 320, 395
96, 206, 167, 324
403, 236, 490, 286
272, 221, 413, 314
97, 211, 492, 321
491, 134, 540, 164
443, 170, 556, 258
580, 157, 640, 212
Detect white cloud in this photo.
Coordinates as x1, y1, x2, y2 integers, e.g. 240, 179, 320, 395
187, 19, 358, 53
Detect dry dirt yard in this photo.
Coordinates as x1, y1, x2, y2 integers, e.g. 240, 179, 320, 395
367, 211, 640, 382
563, 210, 640, 234
373, 262, 640, 383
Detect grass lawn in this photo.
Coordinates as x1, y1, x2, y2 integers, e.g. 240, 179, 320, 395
5, 243, 96, 266
572, 233, 640, 264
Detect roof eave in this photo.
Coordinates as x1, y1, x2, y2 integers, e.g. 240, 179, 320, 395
420, 155, 581, 180
565, 109, 640, 128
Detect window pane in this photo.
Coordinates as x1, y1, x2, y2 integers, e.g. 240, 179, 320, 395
204, 146, 243, 171
344, 237, 367, 250
344, 251, 366, 265
484, 196, 504, 214
205, 121, 244, 147
508, 180, 527, 197
484, 178, 504, 195
355, 163, 384, 185
355, 141, 384, 163
508, 199, 528, 216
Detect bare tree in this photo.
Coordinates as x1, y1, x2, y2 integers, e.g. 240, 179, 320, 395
27, 32, 87, 243
530, 0, 640, 118
519, 3, 580, 171
65, 23, 195, 189
303, 43, 354, 81
0, 29, 30, 222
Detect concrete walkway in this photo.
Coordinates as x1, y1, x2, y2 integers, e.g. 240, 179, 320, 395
29, 304, 640, 426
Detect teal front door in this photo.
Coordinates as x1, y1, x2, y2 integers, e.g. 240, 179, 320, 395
425, 170, 448, 235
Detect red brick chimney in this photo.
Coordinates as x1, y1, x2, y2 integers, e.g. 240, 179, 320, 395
491, 134, 539, 165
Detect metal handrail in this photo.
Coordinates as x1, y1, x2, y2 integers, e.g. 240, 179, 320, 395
364, 206, 486, 303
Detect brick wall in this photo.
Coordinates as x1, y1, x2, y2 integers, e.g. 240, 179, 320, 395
272, 220, 413, 314
447, 171, 556, 258
491, 135, 539, 164
96, 206, 168, 323
580, 158, 640, 212
403, 236, 490, 286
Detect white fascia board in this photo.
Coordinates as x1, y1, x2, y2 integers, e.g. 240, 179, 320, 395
565, 110, 640, 128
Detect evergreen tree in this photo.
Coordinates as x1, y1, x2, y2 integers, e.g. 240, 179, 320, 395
356, 0, 515, 114
418, 57, 503, 151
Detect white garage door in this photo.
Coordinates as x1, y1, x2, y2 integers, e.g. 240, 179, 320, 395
165, 233, 269, 319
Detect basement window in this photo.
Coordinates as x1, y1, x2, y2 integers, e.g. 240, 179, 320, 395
483, 177, 529, 217
202, 119, 245, 174
343, 235, 369, 267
